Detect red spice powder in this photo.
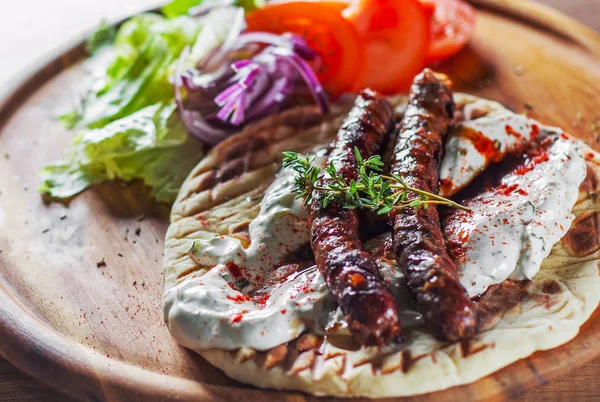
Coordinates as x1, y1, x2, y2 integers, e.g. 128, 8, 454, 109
473, 132, 500, 161
226, 261, 243, 278
227, 294, 251, 303
446, 239, 467, 263
516, 188, 529, 196
531, 152, 550, 165
530, 124, 540, 139
296, 283, 314, 294
496, 184, 520, 196
231, 309, 249, 323
515, 164, 534, 176
348, 273, 366, 288
459, 127, 503, 162
439, 178, 454, 194
505, 125, 522, 140
515, 147, 550, 176
254, 293, 270, 308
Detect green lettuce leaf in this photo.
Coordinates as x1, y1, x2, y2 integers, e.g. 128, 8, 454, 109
86, 21, 117, 55
66, 13, 204, 130
44, 5, 261, 203
40, 103, 204, 203
162, 0, 265, 19
162, 0, 204, 19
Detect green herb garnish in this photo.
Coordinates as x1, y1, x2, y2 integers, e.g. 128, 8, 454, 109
282, 147, 470, 215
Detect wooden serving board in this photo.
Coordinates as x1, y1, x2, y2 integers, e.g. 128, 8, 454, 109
1, 1, 600, 401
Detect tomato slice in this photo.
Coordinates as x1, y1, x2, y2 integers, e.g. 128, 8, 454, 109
246, 1, 364, 98
419, 0, 437, 18
425, 0, 476, 64
343, 0, 430, 94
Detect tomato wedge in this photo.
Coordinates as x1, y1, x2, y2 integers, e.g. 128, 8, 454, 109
419, 0, 437, 19
343, 0, 430, 94
246, 1, 364, 98
424, 0, 476, 64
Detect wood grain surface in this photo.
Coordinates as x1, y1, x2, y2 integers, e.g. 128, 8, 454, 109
1, 1, 600, 401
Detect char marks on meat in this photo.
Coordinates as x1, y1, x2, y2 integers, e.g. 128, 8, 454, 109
389, 69, 477, 341
310, 89, 401, 346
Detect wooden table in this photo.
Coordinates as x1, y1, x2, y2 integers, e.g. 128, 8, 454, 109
1, 0, 600, 401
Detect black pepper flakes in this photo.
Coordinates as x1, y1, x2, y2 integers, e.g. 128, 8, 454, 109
42, 229, 50, 234
118, 253, 123, 257
97, 258, 107, 268
234, 277, 250, 289
133, 281, 137, 286
137, 216, 146, 222
135, 228, 141, 236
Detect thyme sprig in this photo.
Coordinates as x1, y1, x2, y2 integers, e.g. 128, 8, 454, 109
282, 147, 470, 215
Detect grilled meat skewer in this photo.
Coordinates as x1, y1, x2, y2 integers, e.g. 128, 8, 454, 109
310, 89, 401, 346
389, 70, 477, 341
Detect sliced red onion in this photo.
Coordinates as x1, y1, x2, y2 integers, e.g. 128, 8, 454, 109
231, 59, 253, 70
267, 47, 329, 114
214, 62, 263, 125
175, 47, 230, 145
173, 8, 330, 146
246, 77, 294, 121
214, 82, 246, 106
285, 33, 319, 61
237, 32, 318, 62
236, 32, 293, 51
245, 60, 294, 121
216, 95, 238, 122
211, 45, 328, 126
230, 96, 246, 126
238, 65, 262, 87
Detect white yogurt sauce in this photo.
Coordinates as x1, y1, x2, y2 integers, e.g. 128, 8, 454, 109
164, 152, 336, 351
440, 112, 551, 197
444, 133, 586, 297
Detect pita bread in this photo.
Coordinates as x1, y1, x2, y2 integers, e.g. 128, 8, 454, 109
163, 95, 600, 397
